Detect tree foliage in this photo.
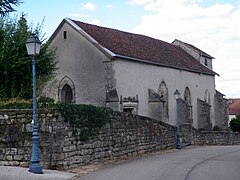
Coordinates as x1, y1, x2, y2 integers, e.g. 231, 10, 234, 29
0, 15, 56, 99
230, 114, 240, 133
0, 0, 22, 16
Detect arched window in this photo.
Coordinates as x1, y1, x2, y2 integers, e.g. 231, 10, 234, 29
184, 87, 191, 105
58, 76, 75, 103
61, 84, 73, 103
204, 90, 210, 104
158, 81, 169, 117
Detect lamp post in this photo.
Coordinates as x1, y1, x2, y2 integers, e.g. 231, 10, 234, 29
26, 33, 43, 174
174, 89, 181, 149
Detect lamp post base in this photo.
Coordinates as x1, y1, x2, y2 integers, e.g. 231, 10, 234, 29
176, 145, 182, 149
29, 126, 43, 174
176, 134, 182, 149
29, 162, 43, 174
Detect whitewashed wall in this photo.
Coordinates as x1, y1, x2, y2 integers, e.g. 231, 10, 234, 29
113, 58, 216, 128
45, 22, 108, 106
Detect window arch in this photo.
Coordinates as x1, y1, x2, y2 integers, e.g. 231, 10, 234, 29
184, 87, 191, 105
158, 81, 169, 117
58, 76, 75, 103
204, 90, 210, 104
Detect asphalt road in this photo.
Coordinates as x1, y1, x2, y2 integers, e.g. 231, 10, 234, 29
78, 145, 240, 180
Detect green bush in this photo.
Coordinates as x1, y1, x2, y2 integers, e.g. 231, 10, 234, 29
38, 96, 56, 108
230, 115, 240, 133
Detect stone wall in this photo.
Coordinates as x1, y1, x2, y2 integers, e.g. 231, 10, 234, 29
214, 93, 229, 130
1, 109, 240, 171
0, 109, 176, 170
197, 99, 212, 130
181, 123, 240, 146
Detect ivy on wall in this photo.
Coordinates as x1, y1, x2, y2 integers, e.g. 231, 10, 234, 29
57, 103, 112, 141
0, 97, 112, 141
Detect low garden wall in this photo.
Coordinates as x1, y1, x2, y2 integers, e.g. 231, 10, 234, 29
0, 109, 176, 170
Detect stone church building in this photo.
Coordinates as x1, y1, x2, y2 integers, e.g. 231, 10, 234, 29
44, 18, 228, 130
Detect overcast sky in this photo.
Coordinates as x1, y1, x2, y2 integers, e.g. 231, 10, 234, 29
15, 0, 240, 98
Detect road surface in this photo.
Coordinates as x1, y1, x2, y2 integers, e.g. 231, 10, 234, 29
78, 145, 240, 180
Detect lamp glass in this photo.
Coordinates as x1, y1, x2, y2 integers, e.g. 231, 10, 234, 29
25, 34, 41, 56
174, 89, 180, 100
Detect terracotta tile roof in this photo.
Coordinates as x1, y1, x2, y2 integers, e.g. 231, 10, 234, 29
229, 99, 240, 115
71, 19, 217, 76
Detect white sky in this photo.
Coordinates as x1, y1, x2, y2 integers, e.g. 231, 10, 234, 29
15, 0, 240, 98
128, 0, 240, 98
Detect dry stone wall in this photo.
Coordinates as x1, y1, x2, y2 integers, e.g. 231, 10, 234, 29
181, 123, 240, 146
0, 109, 176, 170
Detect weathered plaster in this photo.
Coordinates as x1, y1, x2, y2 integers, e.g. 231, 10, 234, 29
112, 58, 216, 128
47, 22, 109, 106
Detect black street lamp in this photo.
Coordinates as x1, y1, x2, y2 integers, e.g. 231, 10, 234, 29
174, 89, 181, 149
25, 33, 43, 174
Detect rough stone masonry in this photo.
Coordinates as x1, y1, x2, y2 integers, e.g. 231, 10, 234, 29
0, 109, 239, 170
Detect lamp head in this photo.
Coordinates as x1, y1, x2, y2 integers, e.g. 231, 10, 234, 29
174, 89, 180, 100
25, 33, 41, 56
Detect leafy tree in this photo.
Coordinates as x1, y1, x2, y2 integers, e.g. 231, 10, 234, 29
230, 114, 240, 133
0, 14, 56, 99
0, 0, 22, 16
